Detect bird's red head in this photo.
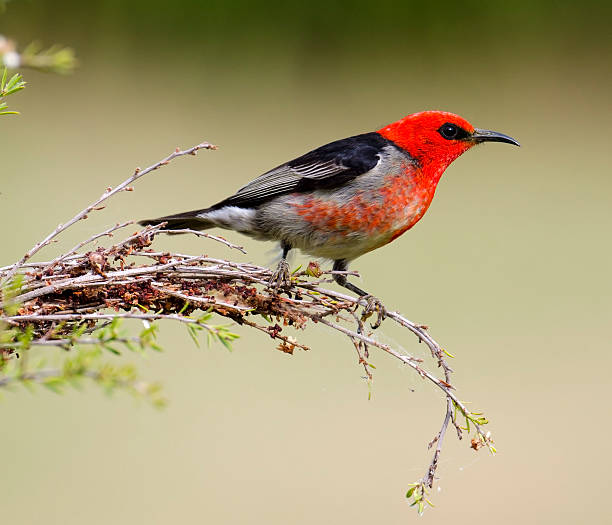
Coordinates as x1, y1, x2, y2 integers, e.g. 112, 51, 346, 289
378, 110, 519, 182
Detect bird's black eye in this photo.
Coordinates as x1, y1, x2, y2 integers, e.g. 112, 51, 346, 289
438, 123, 461, 140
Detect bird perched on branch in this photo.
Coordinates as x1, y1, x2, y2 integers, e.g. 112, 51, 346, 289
141, 111, 519, 326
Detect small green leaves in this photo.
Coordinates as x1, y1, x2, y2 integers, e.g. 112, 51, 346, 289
139, 322, 162, 352
450, 399, 496, 455
0, 345, 166, 407
187, 323, 201, 348
178, 301, 190, 315
0, 99, 19, 115
0, 67, 26, 95
16, 324, 34, 351
0, 67, 25, 116
1, 273, 25, 315
216, 328, 239, 350
0, 306, 242, 407
0, 35, 77, 117
42, 376, 64, 394
405, 482, 435, 515
441, 347, 455, 358
185, 312, 240, 351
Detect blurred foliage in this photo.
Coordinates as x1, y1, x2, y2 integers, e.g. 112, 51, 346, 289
0, 290, 170, 406
0, 2, 77, 75
0, 301, 240, 406
0, 34, 77, 74
1, 344, 168, 408
3, 0, 609, 60
18, 41, 77, 74
0, 3, 76, 118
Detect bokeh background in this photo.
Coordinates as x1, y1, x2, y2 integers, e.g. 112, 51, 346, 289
2, 1, 611, 523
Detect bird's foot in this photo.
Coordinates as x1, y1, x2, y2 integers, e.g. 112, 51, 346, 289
268, 259, 292, 292
360, 295, 387, 329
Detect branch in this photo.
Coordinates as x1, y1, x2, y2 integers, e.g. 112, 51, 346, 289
0, 140, 494, 513
0, 142, 217, 287
0, 366, 165, 407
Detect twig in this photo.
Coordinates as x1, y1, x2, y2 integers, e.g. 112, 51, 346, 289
0, 368, 156, 399
41, 221, 134, 274
0, 142, 217, 286
423, 397, 453, 488
2, 335, 143, 350
150, 282, 252, 312
161, 229, 245, 253
2, 312, 220, 331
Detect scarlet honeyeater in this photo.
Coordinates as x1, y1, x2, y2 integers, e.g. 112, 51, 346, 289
141, 111, 519, 322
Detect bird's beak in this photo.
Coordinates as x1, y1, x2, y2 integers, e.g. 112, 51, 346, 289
472, 128, 520, 147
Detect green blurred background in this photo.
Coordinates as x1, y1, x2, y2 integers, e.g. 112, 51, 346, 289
2, 0, 611, 523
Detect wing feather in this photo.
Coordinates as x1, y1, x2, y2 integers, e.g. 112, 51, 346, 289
211, 132, 393, 210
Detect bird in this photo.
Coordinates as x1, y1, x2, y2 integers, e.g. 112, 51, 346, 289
140, 111, 519, 326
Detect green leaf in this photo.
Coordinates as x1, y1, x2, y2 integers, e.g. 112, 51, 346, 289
42, 377, 64, 394
20, 379, 36, 394
67, 376, 84, 391
0, 68, 25, 116
217, 334, 233, 351
179, 301, 190, 314
4, 73, 25, 95
187, 325, 200, 348
103, 344, 121, 355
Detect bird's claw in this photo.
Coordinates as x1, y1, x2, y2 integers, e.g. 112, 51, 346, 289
268, 259, 291, 292
361, 295, 387, 329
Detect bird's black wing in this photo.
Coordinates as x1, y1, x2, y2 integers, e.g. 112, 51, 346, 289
209, 132, 393, 210
139, 132, 397, 228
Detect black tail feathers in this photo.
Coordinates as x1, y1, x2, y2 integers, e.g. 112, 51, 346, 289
138, 209, 213, 232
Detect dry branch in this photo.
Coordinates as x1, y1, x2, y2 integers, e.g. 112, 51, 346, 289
0, 141, 494, 512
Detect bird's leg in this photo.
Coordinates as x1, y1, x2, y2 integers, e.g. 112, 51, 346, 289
268, 241, 292, 292
332, 259, 386, 329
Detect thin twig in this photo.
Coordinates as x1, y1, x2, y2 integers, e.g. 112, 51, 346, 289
161, 229, 245, 253
41, 221, 134, 274
0, 142, 217, 286
0, 368, 152, 394
2, 312, 219, 331
150, 282, 252, 312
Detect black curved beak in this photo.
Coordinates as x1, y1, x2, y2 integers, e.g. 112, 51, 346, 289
472, 128, 520, 147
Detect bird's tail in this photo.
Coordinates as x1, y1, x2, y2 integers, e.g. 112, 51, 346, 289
138, 208, 214, 231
